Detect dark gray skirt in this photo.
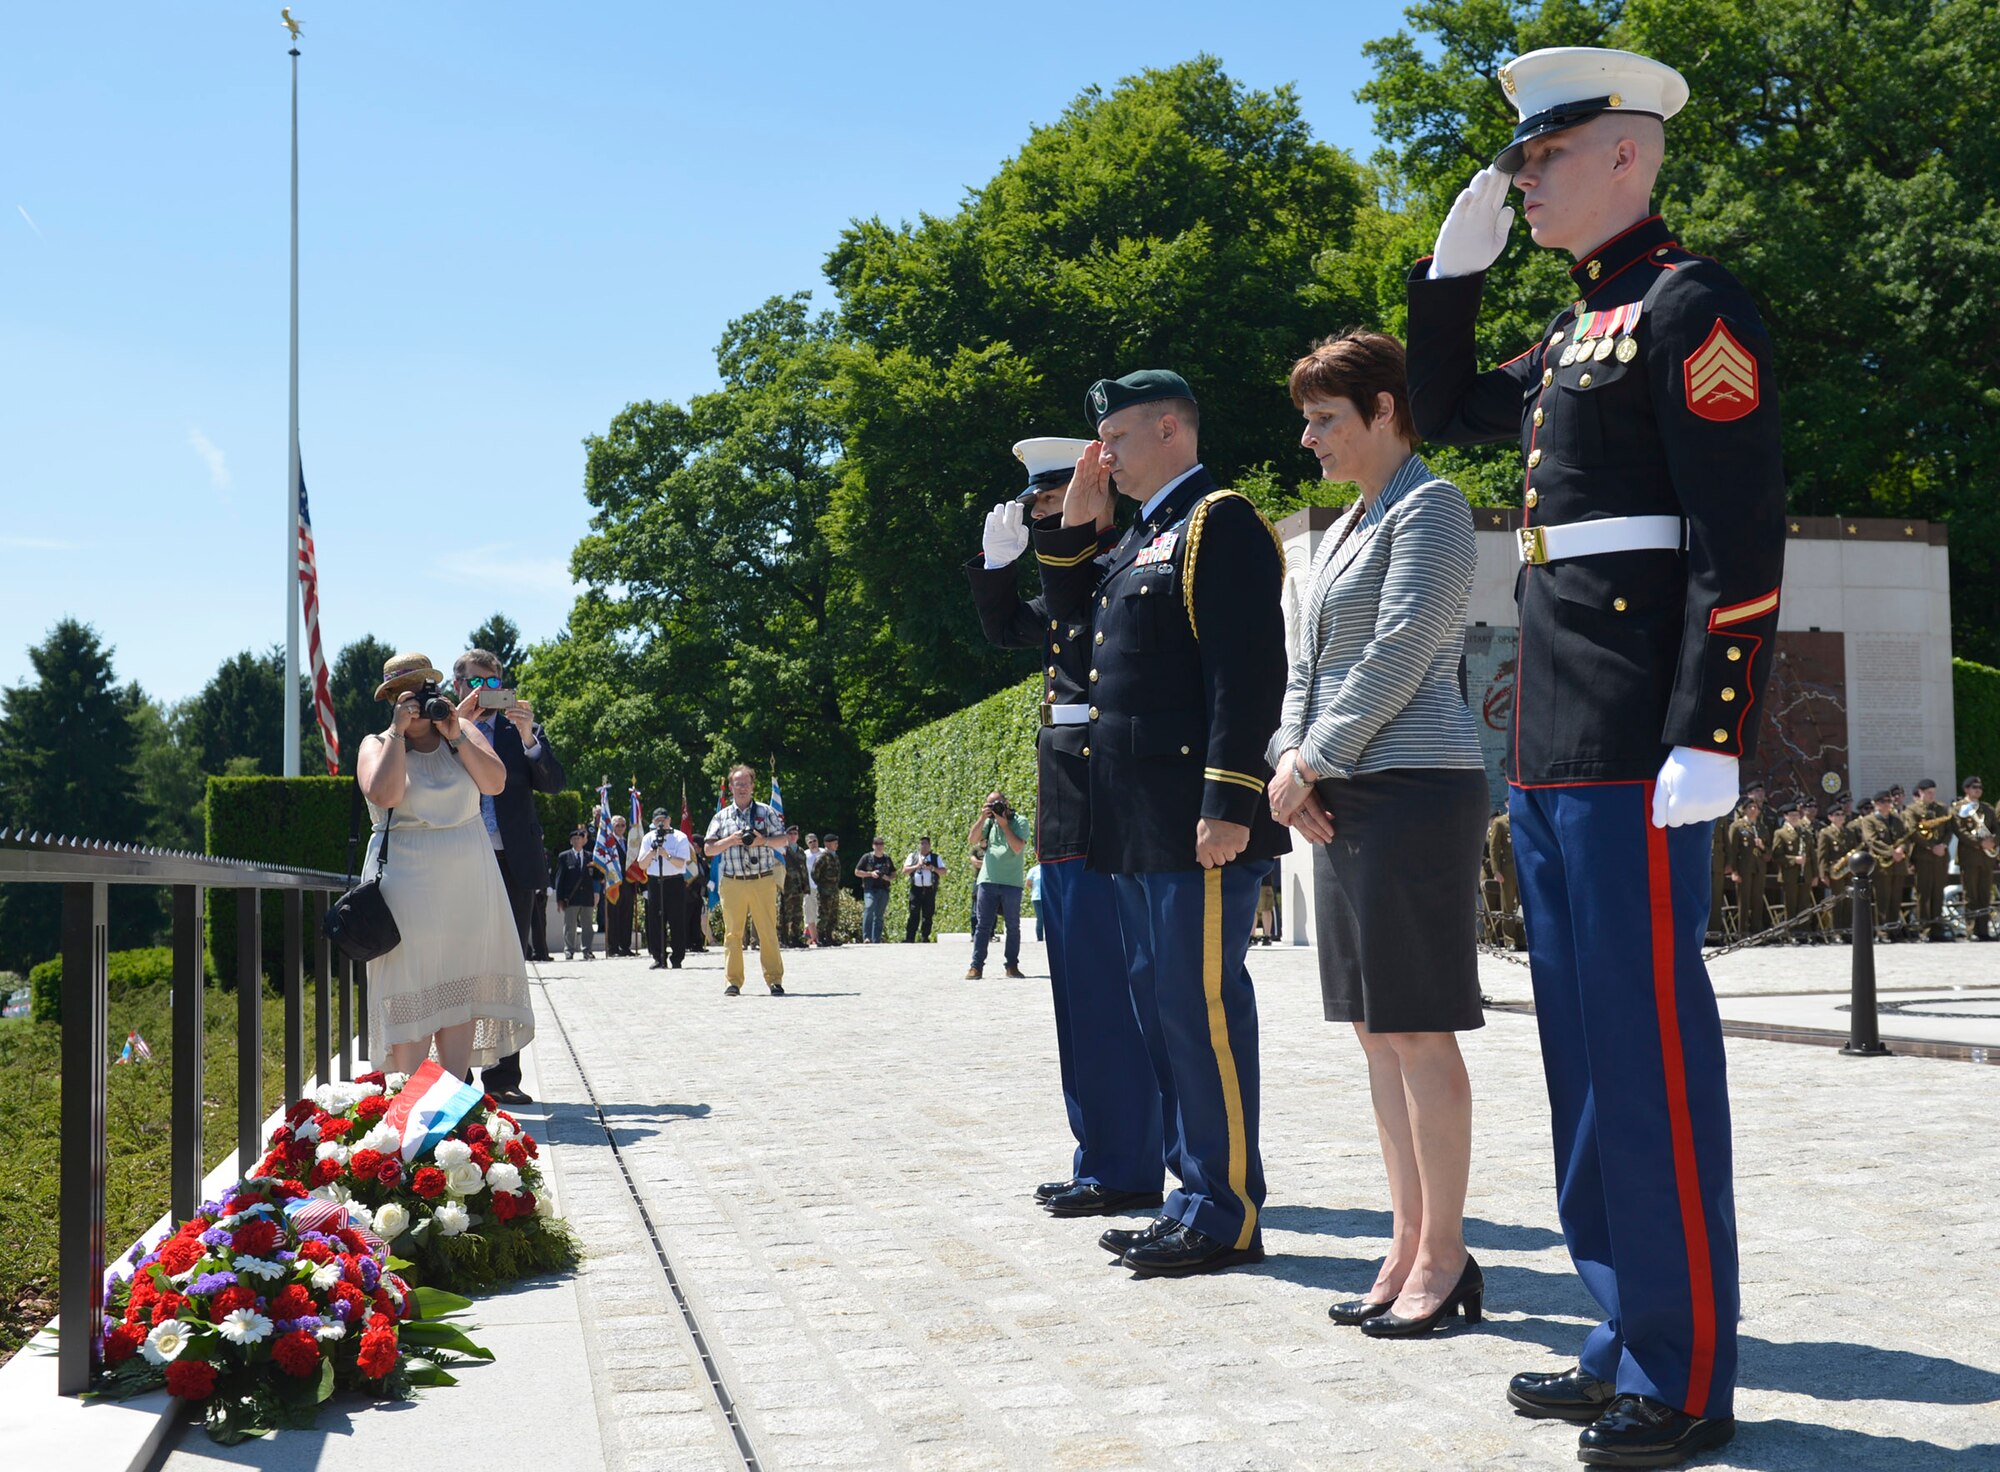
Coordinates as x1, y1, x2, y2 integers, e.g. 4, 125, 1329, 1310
1311, 766, 1488, 1032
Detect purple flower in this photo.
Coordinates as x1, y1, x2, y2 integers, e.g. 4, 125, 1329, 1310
200, 1228, 231, 1248
276, 1250, 296, 1264
331, 1299, 354, 1322
190, 1271, 238, 1296
276, 1315, 323, 1334
358, 1260, 380, 1292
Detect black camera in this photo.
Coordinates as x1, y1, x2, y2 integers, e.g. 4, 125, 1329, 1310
409, 681, 455, 722
984, 797, 1011, 820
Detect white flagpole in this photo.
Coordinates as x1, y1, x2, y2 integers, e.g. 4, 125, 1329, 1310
283, 16, 303, 776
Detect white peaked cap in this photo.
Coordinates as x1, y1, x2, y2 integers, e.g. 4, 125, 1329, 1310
1494, 47, 1689, 173
1011, 437, 1095, 501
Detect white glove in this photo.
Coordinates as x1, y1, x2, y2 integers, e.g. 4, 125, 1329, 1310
981, 501, 1028, 569
1652, 747, 1740, 829
1428, 167, 1515, 279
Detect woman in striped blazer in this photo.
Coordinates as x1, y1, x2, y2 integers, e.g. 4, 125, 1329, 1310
1265, 331, 1489, 1338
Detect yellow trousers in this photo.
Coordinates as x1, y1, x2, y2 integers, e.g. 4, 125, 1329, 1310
720, 872, 785, 988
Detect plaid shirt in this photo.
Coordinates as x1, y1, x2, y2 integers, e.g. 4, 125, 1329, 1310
703, 800, 784, 879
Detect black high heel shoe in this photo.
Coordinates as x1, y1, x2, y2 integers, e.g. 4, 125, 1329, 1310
1328, 1295, 1397, 1326
1358, 1256, 1483, 1337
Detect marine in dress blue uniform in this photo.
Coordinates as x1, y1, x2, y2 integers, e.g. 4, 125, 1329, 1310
1034, 372, 1291, 1277
965, 437, 1179, 1219
1405, 48, 1785, 1469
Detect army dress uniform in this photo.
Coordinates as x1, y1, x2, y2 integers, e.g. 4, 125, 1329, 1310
1817, 818, 1862, 940
1852, 801, 1910, 939
1034, 388, 1289, 1268
1726, 813, 1770, 938
1406, 50, 1786, 1433
1954, 782, 1998, 939
965, 436, 1178, 1210
1901, 789, 1953, 940
1487, 808, 1524, 947
1770, 814, 1817, 942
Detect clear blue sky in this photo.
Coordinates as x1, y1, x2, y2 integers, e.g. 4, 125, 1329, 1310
0, 2, 1411, 704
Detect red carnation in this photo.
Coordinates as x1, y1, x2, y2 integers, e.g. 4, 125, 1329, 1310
271, 1329, 321, 1378
488, 1191, 517, 1223
129, 1273, 160, 1308
497, 1110, 520, 1129
155, 1236, 203, 1276
208, 1285, 257, 1322
269, 1124, 294, 1146
518, 1190, 537, 1218
410, 1166, 446, 1199
337, 1227, 369, 1256
298, 1239, 335, 1265
357, 1069, 386, 1087
152, 1291, 189, 1326
348, 1148, 385, 1178
374, 1157, 403, 1187
321, 1116, 353, 1138
175, 1216, 210, 1240
333, 1280, 368, 1318
165, 1358, 219, 1400
463, 1122, 489, 1144
286, 1098, 318, 1127
481, 1093, 498, 1110
286, 1139, 316, 1164
469, 1143, 493, 1169
504, 1140, 529, 1168
309, 1158, 342, 1187
103, 1323, 144, 1363
231, 1218, 281, 1257
269, 1284, 315, 1321
371, 1286, 395, 1317
522, 1135, 539, 1160
355, 1326, 398, 1379
276, 1178, 307, 1201
354, 1094, 391, 1123
222, 1193, 261, 1216
252, 1150, 286, 1178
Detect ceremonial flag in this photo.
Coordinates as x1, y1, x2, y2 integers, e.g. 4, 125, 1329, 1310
285, 1196, 388, 1256
679, 781, 692, 840
381, 1059, 485, 1163
769, 763, 784, 823
591, 779, 624, 903
297, 471, 340, 774
629, 777, 642, 832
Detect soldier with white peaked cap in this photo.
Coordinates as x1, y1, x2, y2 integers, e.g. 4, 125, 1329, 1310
1404, 46, 1786, 1468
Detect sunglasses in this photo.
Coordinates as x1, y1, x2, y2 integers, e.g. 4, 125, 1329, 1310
463, 674, 505, 689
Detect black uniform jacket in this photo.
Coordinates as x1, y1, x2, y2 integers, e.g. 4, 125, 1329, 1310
1033, 468, 1290, 874
1406, 214, 1787, 786
963, 523, 1119, 863
483, 716, 569, 890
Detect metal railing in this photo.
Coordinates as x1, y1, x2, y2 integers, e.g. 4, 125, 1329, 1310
0, 829, 357, 1396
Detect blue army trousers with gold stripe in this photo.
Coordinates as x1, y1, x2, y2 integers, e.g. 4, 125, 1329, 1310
1113, 858, 1269, 1248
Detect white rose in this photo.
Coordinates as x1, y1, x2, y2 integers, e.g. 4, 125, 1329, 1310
487, 1116, 516, 1144
217, 1309, 272, 1345
534, 1191, 555, 1220
358, 1081, 385, 1097
433, 1139, 473, 1170
293, 1118, 321, 1145
357, 1122, 401, 1156
311, 1261, 342, 1292
385, 1072, 409, 1091
140, 1319, 192, 1365
373, 1202, 410, 1239
444, 1161, 486, 1197
309, 1182, 352, 1206
315, 1141, 350, 1166
432, 1201, 470, 1237
484, 1162, 523, 1195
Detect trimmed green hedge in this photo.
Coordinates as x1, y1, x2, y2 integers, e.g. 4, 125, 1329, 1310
1956, 658, 2000, 791
872, 674, 1042, 940
27, 946, 216, 1025
205, 776, 584, 981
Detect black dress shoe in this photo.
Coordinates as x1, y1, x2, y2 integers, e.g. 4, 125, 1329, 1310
1359, 1256, 1483, 1337
1099, 1216, 1174, 1256
1034, 1178, 1078, 1204
1043, 1183, 1164, 1218
1120, 1222, 1264, 1277
492, 1087, 534, 1106
1328, 1295, 1396, 1326
1507, 1366, 1618, 1423
1577, 1394, 1735, 1467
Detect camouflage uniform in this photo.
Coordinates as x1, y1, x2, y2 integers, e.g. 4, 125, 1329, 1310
812, 845, 846, 944
780, 843, 808, 947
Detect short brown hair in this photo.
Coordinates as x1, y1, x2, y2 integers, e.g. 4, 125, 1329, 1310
1288, 331, 1417, 448
727, 763, 755, 781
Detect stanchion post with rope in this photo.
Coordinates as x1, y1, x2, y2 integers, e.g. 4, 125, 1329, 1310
1841, 850, 1890, 1057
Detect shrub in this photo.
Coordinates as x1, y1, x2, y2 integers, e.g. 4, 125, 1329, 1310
872, 674, 1041, 941
26, 947, 215, 1025
1955, 659, 2000, 792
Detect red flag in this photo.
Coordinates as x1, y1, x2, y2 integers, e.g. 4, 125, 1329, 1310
297, 471, 340, 774
679, 781, 692, 839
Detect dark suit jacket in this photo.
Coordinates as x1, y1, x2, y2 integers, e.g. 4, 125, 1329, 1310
479, 715, 567, 892
553, 848, 594, 904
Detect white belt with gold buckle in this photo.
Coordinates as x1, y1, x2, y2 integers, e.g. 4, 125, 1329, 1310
1517, 515, 1684, 566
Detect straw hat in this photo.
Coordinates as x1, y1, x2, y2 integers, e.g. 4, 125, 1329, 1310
373, 652, 446, 701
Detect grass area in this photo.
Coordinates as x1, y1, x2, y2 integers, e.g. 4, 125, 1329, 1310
0, 980, 320, 1364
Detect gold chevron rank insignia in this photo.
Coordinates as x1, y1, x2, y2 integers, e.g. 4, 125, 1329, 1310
1684, 319, 1759, 422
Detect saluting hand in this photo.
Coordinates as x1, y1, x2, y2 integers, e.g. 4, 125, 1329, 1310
1064, 442, 1114, 529
1195, 818, 1250, 869
1431, 166, 1515, 278
981, 502, 1030, 568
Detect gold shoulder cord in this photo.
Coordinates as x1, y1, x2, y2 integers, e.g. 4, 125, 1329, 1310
1181, 491, 1285, 639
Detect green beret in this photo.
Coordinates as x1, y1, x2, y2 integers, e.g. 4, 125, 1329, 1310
1085, 369, 1196, 431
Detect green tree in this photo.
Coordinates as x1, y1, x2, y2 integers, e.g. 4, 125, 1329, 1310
187, 647, 312, 776
466, 614, 524, 676
524, 295, 871, 840
0, 620, 149, 969
129, 696, 206, 852
1361, 0, 2000, 652
325, 634, 396, 771
824, 57, 1371, 735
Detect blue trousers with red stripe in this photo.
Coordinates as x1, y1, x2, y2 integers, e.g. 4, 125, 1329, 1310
1037, 856, 1176, 1193
1112, 860, 1268, 1249
1510, 783, 1739, 1419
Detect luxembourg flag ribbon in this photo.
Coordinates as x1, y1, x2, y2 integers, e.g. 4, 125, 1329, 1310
381, 1060, 485, 1163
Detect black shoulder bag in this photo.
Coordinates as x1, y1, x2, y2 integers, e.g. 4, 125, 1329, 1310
322, 775, 403, 963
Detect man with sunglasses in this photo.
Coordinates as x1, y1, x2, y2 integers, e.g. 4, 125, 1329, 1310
966, 435, 1176, 1226
452, 648, 566, 1103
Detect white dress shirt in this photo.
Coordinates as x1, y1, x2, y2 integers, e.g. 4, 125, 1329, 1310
637, 826, 692, 877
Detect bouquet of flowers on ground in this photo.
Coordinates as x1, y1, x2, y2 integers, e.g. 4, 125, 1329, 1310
96, 1173, 491, 1443
252, 1065, 577, 1290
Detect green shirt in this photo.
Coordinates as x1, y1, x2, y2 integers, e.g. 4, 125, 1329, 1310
977, 813, 1031, 887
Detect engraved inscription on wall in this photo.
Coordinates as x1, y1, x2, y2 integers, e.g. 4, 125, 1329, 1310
1848, 632, 1929, 792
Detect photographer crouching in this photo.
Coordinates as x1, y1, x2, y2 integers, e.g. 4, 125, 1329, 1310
966, 791, 1030, 979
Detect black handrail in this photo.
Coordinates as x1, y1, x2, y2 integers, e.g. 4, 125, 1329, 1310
0, 830, 356, 1397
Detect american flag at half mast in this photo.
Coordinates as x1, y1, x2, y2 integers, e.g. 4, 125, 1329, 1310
297, 470, 340, 774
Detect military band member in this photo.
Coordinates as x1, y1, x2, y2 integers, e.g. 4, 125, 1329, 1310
1955, 777, 1998, 940
1406, 47, 1785, 1466
1816, 800, 1860, 940
1487, 806, 1524, 948
1726, 799, 1770, 939
1770, 802, 1818, 943
1853, 793, 1911, 941
967, 435, 1176, 1219
1035, 369, 1289, 1278
1901, 779, 1953, 941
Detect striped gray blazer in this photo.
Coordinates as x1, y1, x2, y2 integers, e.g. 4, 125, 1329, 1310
1268, 455, 1484, 779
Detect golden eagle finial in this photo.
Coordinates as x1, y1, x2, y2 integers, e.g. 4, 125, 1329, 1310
280, 8, 303, 42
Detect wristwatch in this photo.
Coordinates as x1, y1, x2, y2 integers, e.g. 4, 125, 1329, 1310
1291, 757, 1311, 788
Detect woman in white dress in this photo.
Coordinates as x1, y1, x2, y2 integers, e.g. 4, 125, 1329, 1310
355, 653, 535, 1079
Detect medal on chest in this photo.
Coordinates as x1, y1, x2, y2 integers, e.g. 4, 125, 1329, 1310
1133, 529, 1180, 567
1558, 301, 1643, 367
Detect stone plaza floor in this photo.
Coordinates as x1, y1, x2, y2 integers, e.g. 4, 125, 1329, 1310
162, 930, 2000, 1471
